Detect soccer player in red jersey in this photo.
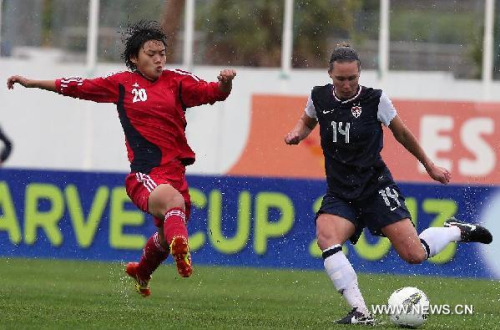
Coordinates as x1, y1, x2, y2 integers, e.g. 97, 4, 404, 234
7, 21, 236, 297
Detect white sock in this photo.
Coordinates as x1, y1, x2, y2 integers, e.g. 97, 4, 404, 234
323, 244, 369, 315
419, 227, 461, 258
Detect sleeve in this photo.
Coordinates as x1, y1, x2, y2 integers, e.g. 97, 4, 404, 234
304, 93, 318, 120
55, 75, 119, 103
0, 126, 12, 162
377, 91, 397, 126
176, 70, 229, 108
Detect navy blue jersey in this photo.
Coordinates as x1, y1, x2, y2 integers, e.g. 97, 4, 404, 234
306, 84, 397, 200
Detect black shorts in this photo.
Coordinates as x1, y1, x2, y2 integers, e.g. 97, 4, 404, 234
317, 182, 411, 244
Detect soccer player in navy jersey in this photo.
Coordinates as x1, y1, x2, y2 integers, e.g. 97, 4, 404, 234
285, 43, 492, 325
0, 125, 13, 165
7, 21, 236, 297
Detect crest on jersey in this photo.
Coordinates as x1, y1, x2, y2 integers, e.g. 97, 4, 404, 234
351, 104, 362, 118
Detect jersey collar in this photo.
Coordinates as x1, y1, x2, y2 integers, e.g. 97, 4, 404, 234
332, 85, 362, 104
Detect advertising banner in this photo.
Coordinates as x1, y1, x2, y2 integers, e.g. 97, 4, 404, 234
229, 95, 500, 185
1, 168, 498, 279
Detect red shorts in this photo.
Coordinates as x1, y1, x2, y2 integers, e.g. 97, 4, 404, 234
125, 160, 191, 228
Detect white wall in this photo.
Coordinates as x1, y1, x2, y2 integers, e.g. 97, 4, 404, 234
1, 53, 500, 174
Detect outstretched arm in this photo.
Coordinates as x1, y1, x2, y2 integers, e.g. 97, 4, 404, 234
284, 113, 317, 145
389, 115, 451, 184
7, 75, 57, 92
8, 75, 119, 103
179, 69, 237, 108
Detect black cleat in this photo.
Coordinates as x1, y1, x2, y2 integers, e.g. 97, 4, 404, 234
335, 308, 375, 325
444, 217, 493, 244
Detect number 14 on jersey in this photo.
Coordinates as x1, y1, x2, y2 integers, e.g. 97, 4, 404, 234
331, 121, 350, 143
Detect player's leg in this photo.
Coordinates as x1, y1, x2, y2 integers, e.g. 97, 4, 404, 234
126, 230, 169, 297
417, 217, 492, 258
382, 219, 428, 263
374, 182, 458, 263
149, 183, 187, 241
443, 217, 492, 244
385, 216, 493, 263
148, 183, 192, 278
123, 172, 174, 296
368, 180, 449, 263
378, 178, 492, 262
123, 169, 191, 296
316, 195, 374, 325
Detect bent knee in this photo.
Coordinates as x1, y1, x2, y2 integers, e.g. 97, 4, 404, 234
167, 193, 186, 208
399, 250, 427, 264
149, 189, 185, 218
315, 215, 354, 250
316, 227, 346, 251
316, 231, 333, 251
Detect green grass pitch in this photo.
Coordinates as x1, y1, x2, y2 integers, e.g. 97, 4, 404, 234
0, 258, 498, 329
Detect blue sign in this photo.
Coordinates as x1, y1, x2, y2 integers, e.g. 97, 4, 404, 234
0, 168, 498, 279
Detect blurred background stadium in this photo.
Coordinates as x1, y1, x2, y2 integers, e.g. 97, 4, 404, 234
1, 0, 500, 304
1, 1, 499, 327
1, 0, 500, 273
2, 0, 498, 77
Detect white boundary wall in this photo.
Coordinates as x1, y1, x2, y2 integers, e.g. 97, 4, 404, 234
1, 55, 500, 174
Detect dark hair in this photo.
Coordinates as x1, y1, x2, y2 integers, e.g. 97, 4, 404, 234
121, 20, 167, 70
328, 43, 361, 71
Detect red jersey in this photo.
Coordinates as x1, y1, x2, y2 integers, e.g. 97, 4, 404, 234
55, 69, 229, 173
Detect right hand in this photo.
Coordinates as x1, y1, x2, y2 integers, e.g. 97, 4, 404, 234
7, 75, 30, 89
284, 131, 301, 145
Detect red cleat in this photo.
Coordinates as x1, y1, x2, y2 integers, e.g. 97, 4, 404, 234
125, 262, 151, 297
170, 236, 192, 277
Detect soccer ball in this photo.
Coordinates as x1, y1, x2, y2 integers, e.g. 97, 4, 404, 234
388, 287, 430, 328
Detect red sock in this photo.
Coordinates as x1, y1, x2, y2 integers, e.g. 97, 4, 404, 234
137, 232, 169, 280
163, 207, 188, 244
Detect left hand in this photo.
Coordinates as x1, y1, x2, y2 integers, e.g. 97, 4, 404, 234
217, 69, 237, 83
426, 164, 451, 184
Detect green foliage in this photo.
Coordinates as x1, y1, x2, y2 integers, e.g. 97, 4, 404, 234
390, 10, 479, 44
99, 0, 165, 26
293, 0, 363, 67
196, 0, 363, 67
0, 258, 498, 329
41, 0, 54, 46
196, 0, 284, 66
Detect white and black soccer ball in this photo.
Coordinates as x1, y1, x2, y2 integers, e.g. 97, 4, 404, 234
388, 287, 430, 328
